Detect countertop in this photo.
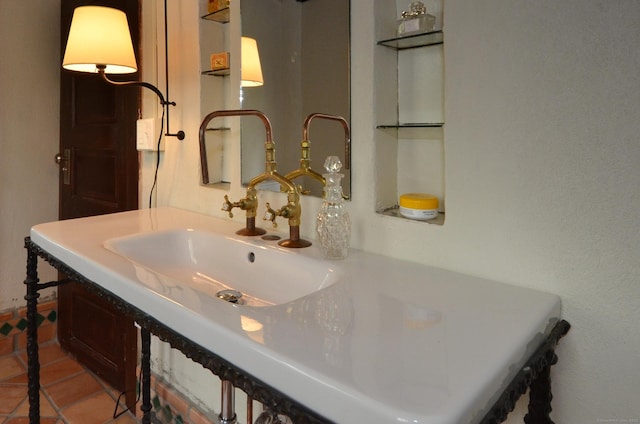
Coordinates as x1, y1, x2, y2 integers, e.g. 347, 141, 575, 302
31, 207, 562, 424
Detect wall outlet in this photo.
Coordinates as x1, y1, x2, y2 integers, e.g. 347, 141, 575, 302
136, 118, 163, 151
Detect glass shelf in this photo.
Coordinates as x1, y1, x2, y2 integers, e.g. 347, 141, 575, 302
202, 69, 230, 76
377, 206, 445, 225
201, 7, 230, 23
376, 124, 444, 139
377, 123, 444, 129
205, 127, 230, 132
377, 30, 443, 50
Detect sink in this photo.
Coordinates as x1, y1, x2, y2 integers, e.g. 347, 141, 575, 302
104, 228, 339, 307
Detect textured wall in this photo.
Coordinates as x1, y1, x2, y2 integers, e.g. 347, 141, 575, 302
0, 0, 60, 311
444, 1, 640, 421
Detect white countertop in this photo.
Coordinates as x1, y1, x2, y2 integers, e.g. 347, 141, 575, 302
31, 207, 561, 424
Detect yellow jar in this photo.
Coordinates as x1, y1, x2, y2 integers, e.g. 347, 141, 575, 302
399, 193, 439, 221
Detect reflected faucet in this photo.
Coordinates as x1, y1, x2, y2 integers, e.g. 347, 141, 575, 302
285, 113, 351, 198
199, 109, 310, 248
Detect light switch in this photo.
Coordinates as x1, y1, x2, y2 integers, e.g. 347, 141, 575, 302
136, 118, 162, 151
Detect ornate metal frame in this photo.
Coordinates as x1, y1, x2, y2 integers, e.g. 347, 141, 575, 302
23, 237, 570, 424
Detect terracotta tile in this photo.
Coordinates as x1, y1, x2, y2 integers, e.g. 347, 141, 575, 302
189, 406, 216, 424
40, 357, 84, 387
16, 324, 57, 350
39, 324, 57, 344
3, 370, 28, 384
0, 355, 26, 381
156, 381, 189, 418
0, 384, 26, 414
61, 392, 118, 424
4, 418, 59, 424
112, 413, 139, 423
18, 342, 69, 367
0, 336, 14, 356
12, 388, 57, 418
0, 309, 15, 322
46, 371, 103, 409
17, 300, 57, 317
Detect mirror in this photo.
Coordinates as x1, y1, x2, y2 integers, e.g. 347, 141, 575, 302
240, 0, 350, 198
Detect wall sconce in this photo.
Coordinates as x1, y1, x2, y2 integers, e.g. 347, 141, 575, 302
241, 37, 264, 87
62, 4, 185, 140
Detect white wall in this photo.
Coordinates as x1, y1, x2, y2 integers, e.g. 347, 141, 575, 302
0, 0, 60, 311
145, 0, 640, 422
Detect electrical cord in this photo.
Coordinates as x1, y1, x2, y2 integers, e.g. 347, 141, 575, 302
148, 107, 166, 209
112, 366, 143, 419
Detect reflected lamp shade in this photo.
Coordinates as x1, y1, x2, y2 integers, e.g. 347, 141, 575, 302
62, 6, 137, 74
241, 37, 264, 87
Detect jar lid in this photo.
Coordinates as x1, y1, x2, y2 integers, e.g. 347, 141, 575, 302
399, 193, 439, 210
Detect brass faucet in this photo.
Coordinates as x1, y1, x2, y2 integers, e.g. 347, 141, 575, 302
285, 113, 351, 197
199, 109, 310, 247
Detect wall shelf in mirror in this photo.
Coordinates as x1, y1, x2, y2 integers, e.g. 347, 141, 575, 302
199, 2, 231, 187
377, 30, 443, 50
376, 124, 444, 142
204, 127, 230, 132
377, 123, 444, 129
202, 69, 230, 76
201, 7, 229, 23
376, 124, 444, 141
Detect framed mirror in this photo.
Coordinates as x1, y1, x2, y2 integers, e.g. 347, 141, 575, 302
240, 0, 350, 198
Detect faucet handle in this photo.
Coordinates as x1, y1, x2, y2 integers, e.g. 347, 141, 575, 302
295, 184, 311, 196
263, 202, 278, 228
221, 195, 235, 218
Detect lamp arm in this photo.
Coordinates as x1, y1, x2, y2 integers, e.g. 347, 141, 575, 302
97, 67, 171, 106
96, 65, 185, 140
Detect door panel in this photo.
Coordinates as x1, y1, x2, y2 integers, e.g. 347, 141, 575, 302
58, 0, 140, 413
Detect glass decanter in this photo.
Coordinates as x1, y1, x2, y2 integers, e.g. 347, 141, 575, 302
316, 156, 351, 259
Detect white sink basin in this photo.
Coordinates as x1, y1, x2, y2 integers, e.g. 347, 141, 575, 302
31, 208, 564, 424
104, 228, 339, 307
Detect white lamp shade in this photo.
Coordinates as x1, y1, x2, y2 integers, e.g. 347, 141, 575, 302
62, 6, 137, 74
241, 37, 264, 87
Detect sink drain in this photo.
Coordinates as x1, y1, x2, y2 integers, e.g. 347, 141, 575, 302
216, 289, 243, 304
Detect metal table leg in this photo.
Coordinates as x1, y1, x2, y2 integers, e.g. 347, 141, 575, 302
140, 328, 152, 423
524, 350, 558, 424
25, 246, 41, 424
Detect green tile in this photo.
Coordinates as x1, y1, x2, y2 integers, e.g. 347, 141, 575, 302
46, 310, 57, 322
15, 318, 28, 331
175, 415, 184, 424
153, 395, 161, 411
0, 322, 13, 336
161, 405, 173, 422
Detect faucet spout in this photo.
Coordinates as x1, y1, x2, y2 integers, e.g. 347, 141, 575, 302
285, 113, 351, 196
199, 109, 274, 185
302, 113, 351, 169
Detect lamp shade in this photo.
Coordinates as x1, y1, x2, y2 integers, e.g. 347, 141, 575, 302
62, 6, 137, 74
241, 37, 264, 87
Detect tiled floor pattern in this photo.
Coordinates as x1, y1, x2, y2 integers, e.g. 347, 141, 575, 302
0, 341, 138, 424
1, 298, 219, 424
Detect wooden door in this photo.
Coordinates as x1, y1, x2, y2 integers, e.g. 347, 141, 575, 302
58, 0, 140, 412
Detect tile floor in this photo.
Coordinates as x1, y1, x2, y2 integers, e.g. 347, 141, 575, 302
0, 341, 139, 424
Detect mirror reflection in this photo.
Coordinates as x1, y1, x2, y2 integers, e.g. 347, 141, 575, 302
240, 0, 350, 198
